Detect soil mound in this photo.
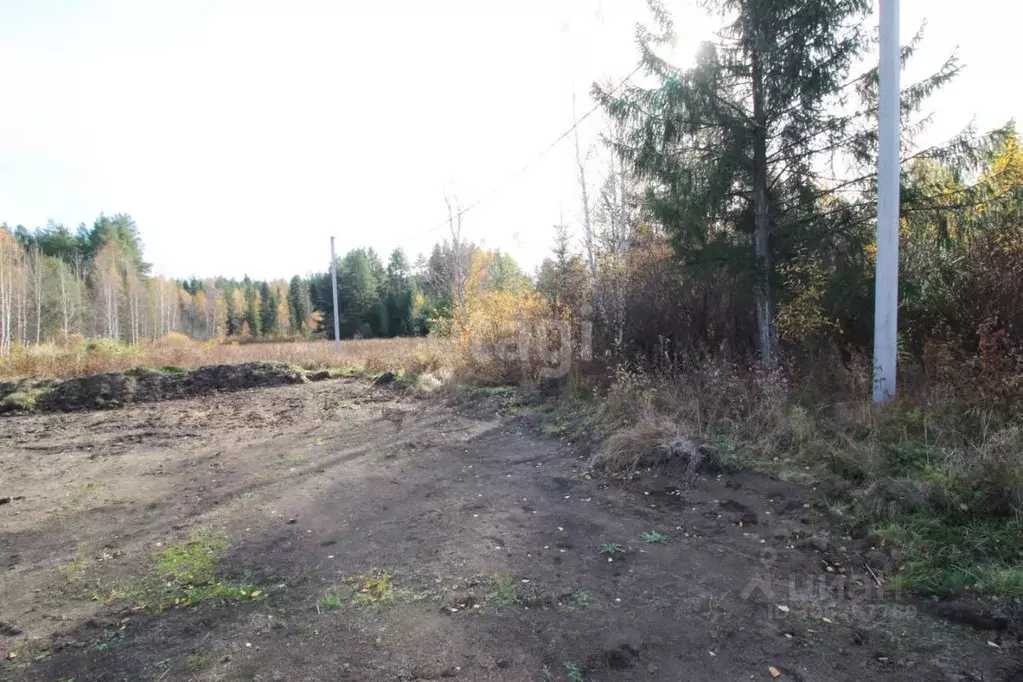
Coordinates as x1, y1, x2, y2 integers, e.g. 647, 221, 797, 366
0, 362, 307, 414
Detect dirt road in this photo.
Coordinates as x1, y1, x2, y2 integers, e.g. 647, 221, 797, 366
1, 378, 1017, 680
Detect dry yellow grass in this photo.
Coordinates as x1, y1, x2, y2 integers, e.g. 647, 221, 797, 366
0, 336, 454, 381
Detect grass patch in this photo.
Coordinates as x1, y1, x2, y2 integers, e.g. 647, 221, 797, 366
473, 385, 516, 396
874, 515, 1023, 596
347, 571, 395, 607
599, 542, 626, 556
152, 533, 263, 608
485, 573, 519, 606
325, 570, 441, 609
560, 590, 591, 608
640, 531, 668, 544
318, 594, 343, 610
59, 549, 87, 582
132, 365, 189, 378
183, 652, 213, 672
104, 532, 264, 610
0, 386, 44, 412
565, 661, 585, 682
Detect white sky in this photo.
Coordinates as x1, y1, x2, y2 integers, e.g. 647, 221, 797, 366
1, 0, 1020, 280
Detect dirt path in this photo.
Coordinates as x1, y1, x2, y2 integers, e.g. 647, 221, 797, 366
1, 379, 1018, 681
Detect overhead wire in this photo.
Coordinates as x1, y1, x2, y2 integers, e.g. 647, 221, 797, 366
400, 63, 645, 242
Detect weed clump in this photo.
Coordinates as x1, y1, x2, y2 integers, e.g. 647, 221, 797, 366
105, 532, 263, 610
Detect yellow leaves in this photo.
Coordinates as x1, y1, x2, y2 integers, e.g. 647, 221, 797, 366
988, 132, 1023, 192
776, 250, 838, 345
455, 250, 562, 384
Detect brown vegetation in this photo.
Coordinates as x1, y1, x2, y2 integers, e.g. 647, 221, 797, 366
0, 334, 453, 381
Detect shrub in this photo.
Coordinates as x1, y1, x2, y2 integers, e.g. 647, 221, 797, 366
455, 250, 568, 385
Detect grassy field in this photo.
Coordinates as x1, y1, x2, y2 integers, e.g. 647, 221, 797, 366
0, 335, 454, 381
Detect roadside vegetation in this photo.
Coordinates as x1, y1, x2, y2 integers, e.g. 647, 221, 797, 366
0, 334, 452, 382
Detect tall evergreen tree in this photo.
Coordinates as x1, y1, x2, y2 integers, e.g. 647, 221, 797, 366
259, 281, 279, 336
538, 223, 589, 315
288, 275, 311, 335
385, 248, 413, 337
599, 0, 968, 362
242, 275, 261, 337
599, 0, 875, 363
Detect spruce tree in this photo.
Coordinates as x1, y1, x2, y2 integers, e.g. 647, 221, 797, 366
288, 275, 311, 335
599, 0, 967, 363
243, 275, 260, 337
598, 0, 874, 364
259, 281, 278, 337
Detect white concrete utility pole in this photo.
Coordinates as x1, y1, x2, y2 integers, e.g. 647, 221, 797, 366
330, 236, 341, 353
873, 0, 901, 404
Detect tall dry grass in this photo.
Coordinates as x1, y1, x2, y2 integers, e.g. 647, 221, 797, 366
0, 334, 454, 381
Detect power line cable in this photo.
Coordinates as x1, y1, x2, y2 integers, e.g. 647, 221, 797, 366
402, 64, 644, 241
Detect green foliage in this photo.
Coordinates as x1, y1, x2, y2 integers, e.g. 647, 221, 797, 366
593, 0, 984, 362
318, 594, 343, 610
640, 531, 667, 544
564, 661, 584, 682
242, 275, 261, 337
102, 532, 268, 610
287, 275, 312, 335
486, 574, 519, 606
875, 516, 1023, 596
599, 542, 625, 555
349, 571, 395, 607
259, 281, 279, 336
537, 223, 590, 316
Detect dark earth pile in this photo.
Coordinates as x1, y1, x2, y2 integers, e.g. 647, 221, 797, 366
0, 362, 307, 414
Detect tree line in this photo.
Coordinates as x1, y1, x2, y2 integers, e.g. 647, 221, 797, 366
0, 212, 532, 351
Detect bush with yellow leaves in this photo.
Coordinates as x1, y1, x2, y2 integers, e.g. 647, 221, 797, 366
454, 250, 571, 385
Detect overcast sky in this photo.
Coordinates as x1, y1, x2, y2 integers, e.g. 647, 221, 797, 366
1, 0, 1020, 280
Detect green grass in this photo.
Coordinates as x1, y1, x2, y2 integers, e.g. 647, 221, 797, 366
0, 386, 43, 412
640, 531, 668, 544
472, 385, 516, 396
319, 594, 343, 610
348, 571, 395, 607
327, 364, 364, 377
560, 590, 591, 608
129, 365, 188, 378
105, 532, 264, 610
60, 548, 87, 581
183, 653, 213, 672
599, 542, 625, 555
565, 661, 584, 682
875, 515, 1023, 596
485, 573, 519, 606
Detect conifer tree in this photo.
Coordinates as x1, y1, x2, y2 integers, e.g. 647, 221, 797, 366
259, 281, 278, 337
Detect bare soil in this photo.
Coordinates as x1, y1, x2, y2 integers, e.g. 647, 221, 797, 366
1, 378, 1019, 681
